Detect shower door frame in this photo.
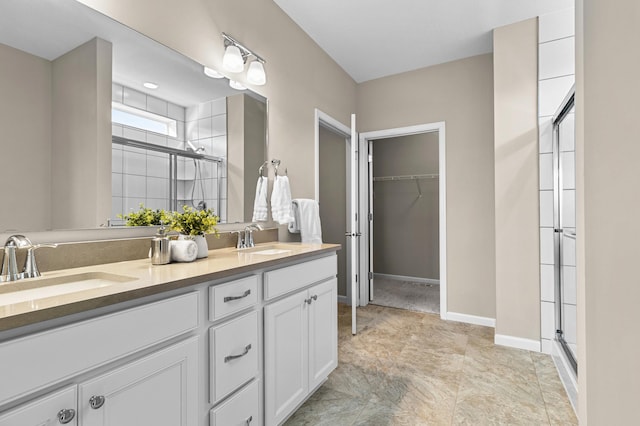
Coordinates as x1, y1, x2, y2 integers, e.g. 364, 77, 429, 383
552, 86, 577, 374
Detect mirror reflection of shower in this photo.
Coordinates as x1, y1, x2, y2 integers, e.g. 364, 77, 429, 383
186, 141, 207, 211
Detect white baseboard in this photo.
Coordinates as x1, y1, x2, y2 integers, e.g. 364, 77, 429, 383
373, 273, 439, 285
337, 295, 349, 304
446, 311, 495, 327
494, 334, 541, 352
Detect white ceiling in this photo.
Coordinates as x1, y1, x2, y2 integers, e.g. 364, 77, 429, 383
0, 0, 242, 107
273, 0, 574, 83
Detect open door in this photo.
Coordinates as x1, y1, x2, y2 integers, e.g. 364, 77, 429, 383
315, 110, 360, 335
348, 114, 359, 335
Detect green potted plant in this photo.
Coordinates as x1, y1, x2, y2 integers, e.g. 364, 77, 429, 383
169, 205, 219, 258
118, 204, 170, 227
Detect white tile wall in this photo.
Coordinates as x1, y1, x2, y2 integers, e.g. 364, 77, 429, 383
540, 264, 555, 302
539, 153, 554, 190
563, 304, 577, 344
112, 84, 227, 222
540, 227, 555, 265
539, 75, 575, 117
539, 37, 575, 80
539, 117, 553, 154
560, 152, 575, 189
538, 8, 575, 352
562, 236, 576, 267
559, 113, 575, 151
541, 301, 556, 339
561, 190, 576, 227
539, 8, 575, 43
562, 266, 577, 304
539, 190, 554, 227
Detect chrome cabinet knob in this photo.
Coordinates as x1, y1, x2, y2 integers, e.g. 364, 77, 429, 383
57, 408, 75, 424
89, 395, 106, 409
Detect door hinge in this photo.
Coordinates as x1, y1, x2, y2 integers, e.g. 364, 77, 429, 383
368, 213, 373, 221
368, 272, 373, 280
355, 274, 358, 283
368, 154, 373, 163
355, 213, 357, 222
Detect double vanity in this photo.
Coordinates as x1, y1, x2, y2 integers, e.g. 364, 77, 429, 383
0, 241, 339, 426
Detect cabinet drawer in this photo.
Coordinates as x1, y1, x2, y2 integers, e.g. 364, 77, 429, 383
209, 311, 259, 404
209, 275, 258, 321
0, 292, 198, 406
264, 255, 337, 300
0, 385, 77, 426
210, 379, 260, 426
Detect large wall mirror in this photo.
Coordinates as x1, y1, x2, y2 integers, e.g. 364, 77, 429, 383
0, 0, 267, 234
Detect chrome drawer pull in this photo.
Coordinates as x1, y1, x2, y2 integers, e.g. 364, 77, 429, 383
224, 289, 251, 303
224, 343, 252, 363
246, 415, 253, 425
89, 395, 105, 409
57, 408, 76, 424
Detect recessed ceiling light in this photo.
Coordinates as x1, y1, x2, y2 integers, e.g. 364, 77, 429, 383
143, 82, 159, 89
204, 66, 224, 79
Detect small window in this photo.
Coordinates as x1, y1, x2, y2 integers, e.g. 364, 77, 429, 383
112, 102, 177, 137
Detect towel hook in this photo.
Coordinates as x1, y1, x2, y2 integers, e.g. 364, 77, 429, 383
271, 159, 281, 177
258, 161, 269, 178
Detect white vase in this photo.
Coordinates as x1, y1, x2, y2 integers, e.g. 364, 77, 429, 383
180, 234, 209, 258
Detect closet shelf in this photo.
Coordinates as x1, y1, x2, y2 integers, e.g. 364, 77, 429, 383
372, 173, 438, 182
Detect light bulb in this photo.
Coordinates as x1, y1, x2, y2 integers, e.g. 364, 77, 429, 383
247, 61, 266, 85
203, 66, 224, 79
229, 80, 247, 90
222, 45, 244, 73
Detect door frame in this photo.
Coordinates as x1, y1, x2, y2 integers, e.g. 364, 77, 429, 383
314, 109, 354, 307
359, 122, 447, 320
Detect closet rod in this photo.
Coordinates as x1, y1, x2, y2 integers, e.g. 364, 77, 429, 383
372, 173, 438, 182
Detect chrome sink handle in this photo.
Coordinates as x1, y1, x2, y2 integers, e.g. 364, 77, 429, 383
24, 243, 58, 279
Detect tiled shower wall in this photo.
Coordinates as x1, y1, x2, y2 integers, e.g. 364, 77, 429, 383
111, 84, 227, 224
538, 8, 575, 354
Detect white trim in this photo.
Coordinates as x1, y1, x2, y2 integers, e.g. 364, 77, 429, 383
373, 273, 439, 285
551, 339, 578, 414
447, 312, 495, 328
337, 295, 349, 304
359, 122, 447, 319
494, 334, 542, 352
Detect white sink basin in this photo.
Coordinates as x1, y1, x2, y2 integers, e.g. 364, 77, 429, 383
0, 272, 137, 305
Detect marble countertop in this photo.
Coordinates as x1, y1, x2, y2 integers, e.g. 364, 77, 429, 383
0, 242, 340, 332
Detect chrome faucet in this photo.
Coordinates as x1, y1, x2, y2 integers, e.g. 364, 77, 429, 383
0, 235, 57, 282
244, 224, 263, 248
232, 230, 245, 249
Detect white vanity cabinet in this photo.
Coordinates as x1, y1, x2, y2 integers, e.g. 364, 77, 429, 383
264, 256, 338, 426
0, 386, 78, 426
79, 336, 198, 426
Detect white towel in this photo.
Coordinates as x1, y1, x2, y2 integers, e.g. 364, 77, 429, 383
170, 240, 198, 262
271, 175, 294, 225
288, 199, 322, 244
252, 176, 268, 222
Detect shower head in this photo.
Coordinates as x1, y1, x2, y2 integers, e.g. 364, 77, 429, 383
186, 140, 205, 153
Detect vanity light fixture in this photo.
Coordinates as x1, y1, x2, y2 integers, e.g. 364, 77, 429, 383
221, 32, 267, 85
203, 66, 224, 79
143, 82, 159, 89
229, 80, 247, 91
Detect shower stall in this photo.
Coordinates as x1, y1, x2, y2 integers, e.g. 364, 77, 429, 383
552, 88, 577, 374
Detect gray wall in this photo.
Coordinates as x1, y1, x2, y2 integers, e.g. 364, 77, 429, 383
51, 38, 113, 229
493, 19, 541, 342
318, 126, 347, 297
357, 54, 496, 319
243, 96, 267, 222
372, 133, 439, 280
0, 43, 52, 232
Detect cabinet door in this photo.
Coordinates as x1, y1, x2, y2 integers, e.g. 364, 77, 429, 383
79, 336, 198, 426
0, 386, 77, 426
308, 278, 338, 390
264, 291, 309, 426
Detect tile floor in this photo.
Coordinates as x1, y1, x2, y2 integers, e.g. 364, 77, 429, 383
370, 278, 440, 314
285, 304, 577, 426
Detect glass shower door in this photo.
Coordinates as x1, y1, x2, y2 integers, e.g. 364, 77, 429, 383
553, 93, 577, 372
